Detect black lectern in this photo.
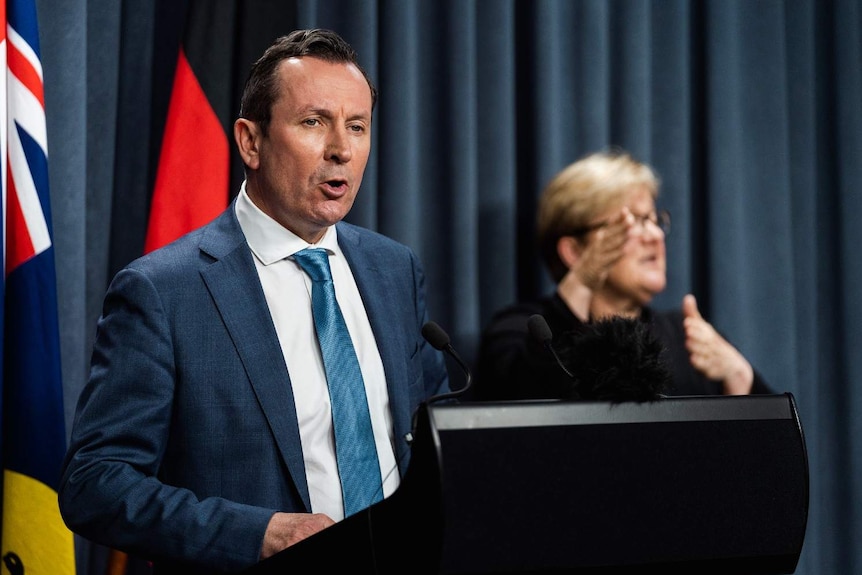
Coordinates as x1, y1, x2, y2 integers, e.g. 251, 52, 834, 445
246, 394, 808, 574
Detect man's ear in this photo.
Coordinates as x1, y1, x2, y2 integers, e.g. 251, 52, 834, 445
234, 118, 260, 169
557, 236, 584, 269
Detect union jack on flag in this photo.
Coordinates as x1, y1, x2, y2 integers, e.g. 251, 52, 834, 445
0, 1, 76, 573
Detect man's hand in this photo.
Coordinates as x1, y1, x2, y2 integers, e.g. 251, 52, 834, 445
260, 512, 336, 560
682, 294, 754, 395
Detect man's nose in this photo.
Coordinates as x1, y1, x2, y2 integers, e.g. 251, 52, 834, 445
325, 129, 352, 163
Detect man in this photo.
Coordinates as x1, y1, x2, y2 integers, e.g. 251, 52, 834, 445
59, 29, 449, 574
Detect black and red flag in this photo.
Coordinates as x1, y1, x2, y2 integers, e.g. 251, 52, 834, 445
145, 0, 236, 253
145, 0, 303, 255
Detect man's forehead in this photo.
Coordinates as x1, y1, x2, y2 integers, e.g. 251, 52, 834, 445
276, 57, 372, 110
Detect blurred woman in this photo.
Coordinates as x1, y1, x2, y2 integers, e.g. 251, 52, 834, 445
474, 150, 771, 401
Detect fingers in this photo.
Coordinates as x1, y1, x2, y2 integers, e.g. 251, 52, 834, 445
684, 315, 713, 360
568, 207, 635, 291
685, 319, 723, 378
683, 306, 754, 393
261, 512, 336, 559
683, 297, 720, 372
599, 206, 636, 247
591, 229, 628, 266
590, 208, 635, 263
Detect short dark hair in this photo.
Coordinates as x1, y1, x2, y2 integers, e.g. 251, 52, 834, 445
239, 29, 378, 136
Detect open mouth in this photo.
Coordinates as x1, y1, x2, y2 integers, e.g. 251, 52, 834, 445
322, 178, 348, 194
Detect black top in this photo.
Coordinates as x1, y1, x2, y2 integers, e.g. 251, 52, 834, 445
472, 293, 772, 401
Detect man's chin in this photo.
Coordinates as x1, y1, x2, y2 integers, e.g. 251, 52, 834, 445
314, 203, 353, 227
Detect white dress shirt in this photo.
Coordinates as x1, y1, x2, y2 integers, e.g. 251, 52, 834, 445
235, 185, 399, 521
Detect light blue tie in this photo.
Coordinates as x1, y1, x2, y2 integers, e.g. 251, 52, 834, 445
293, 248, 383, 516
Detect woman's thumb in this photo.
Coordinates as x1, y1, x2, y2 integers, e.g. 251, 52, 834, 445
683, 294, 702, 319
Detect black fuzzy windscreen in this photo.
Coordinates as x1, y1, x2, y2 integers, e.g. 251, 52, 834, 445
554, 317, 672, 402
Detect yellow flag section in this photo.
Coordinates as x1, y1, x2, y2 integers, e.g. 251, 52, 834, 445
2, 470, 75, 574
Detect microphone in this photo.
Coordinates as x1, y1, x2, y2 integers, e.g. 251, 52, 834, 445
536, 315, 672, 402
527, 314, 574, 378
421, 321, 473, 403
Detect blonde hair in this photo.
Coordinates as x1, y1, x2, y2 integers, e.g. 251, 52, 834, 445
537, 150, 660, 282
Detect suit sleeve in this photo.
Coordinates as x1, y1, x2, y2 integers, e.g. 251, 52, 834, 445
58, 267, 274, 572
410, 249, 450, 398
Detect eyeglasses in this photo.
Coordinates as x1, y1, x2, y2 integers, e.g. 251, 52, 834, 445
570, 209, 671, 237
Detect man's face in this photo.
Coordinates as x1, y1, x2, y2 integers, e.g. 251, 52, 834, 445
239, 56, 373, 243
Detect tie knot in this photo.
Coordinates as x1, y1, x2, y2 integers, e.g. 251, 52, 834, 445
294, 248, 333, 283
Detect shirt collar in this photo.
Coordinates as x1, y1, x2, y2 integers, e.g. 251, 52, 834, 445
235, 181, 339, 265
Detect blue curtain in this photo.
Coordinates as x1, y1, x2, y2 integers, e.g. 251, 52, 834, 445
39, 0, 862, 573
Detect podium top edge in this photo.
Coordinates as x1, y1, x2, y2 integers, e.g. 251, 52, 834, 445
429, 394, 796, 430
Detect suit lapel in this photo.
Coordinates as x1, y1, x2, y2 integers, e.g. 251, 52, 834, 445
199, 209, 312, 510
337, 224, 414, 468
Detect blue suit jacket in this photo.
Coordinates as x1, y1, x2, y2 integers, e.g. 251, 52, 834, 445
59, 204, 450, 573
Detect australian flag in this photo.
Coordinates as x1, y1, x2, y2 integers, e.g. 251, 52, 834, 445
0, 1, 76, 573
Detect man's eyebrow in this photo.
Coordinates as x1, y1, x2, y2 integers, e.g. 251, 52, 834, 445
301, 107, 370, 122
300, 106, 331, 116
